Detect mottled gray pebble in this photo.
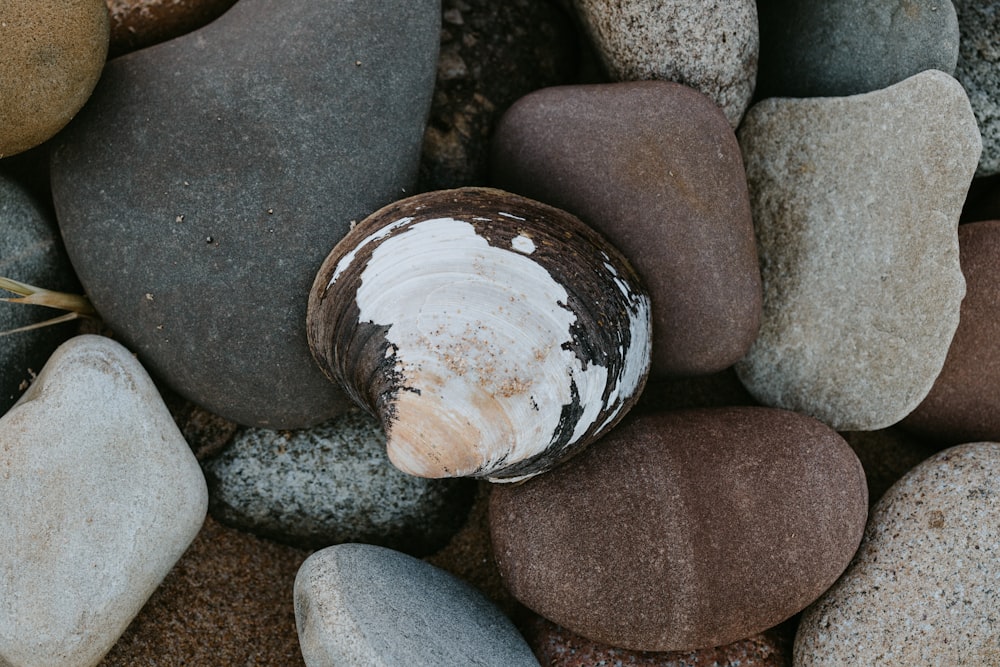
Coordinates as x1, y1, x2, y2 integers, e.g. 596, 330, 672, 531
954, 0, 1000, 175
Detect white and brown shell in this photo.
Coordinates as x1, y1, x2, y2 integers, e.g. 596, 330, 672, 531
307, 187, 651, 482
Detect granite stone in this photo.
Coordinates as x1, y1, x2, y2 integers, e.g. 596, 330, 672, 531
794, 442, 1000, 665
50, 0, 440, 428
0, 335, 207, 667
736, 70, 979, 430
418, 0, 578, 191
204, 409, 475, 553
490, 407, 868, 652
491, 81, 761, 377
295, 543, 539, 666
105, 0, 238, 57
0, 0, 109, 158
756, 0, 959, 98
570, 0, 758, 127
902, 220, 1000, 443
954, 0, 1000, 175
0, 174, 80, 414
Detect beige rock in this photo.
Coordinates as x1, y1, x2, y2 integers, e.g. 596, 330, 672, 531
0, 0, 109, 157
736, 70, 979, 430
795, 442, 1000, 665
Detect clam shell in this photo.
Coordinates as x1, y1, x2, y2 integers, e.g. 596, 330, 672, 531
307, 187, 651, 482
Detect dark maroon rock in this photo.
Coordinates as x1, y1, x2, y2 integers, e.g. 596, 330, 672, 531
418, 0, 579, 192
490, 81, 761, 377
521, 613, 793, 667
106, 0, 238, 58
50, 0, 440, 428
489, 407, 868, 652
902, 220, 1000, 442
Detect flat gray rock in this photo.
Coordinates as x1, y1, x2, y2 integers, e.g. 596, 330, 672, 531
204, 409, 474, 553
294, 543, 539, 666
0, 335, 207, 667
757, 0, 959, 98
794, 442, 1000, 665
50, 0, 440, 428
736, 70, 979, 430
954, 0, 1000, 175
571, 0, 758, 127
0, 174, 79, 414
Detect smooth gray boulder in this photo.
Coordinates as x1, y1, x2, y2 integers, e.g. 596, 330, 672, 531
294, 544, 539, 666
50, 0, 441, 428
736, 70, 980, 430
0, 335, 207, 667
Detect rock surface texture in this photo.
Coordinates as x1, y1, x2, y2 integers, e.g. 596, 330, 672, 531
0, 0, 109, 157
0, 335, 207, 667
105, 0, 238, 57
954, 0, 1000, 175
490, 408, 868, 652
736, 70, 979, 431
0, 175, 79, 413
491, 81, 760, 377
204, 409, 474, 553
50, 0, 440, 428
903, 220, 1000, 442
294, 543, 540, 666
570, 0, 758, 127
794, 442, 1000, 665
756, 0, 959, 98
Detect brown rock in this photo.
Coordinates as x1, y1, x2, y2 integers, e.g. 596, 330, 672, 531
106, 0, 238, 58
489, 407, 868, 652
902, 219, 1000, 443
491, 81, 761, 377
522, 613, 793, 667
0, 0, 109, 158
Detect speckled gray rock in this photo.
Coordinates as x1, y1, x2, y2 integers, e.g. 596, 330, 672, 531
204, 409, 474, 553
756, 0, 959, 98
736, 70, 979, 431
570, 0, 758, 127
954, 0, 1000, 175
0, 174, 79, 414
794, 442, 1000, 665
50, 0, 440, 428
0, 335, 207, 667
294, 543, 539, 666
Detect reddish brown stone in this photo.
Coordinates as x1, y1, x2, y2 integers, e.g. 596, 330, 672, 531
489, 407, 868, 652
490, 81, 761, 377
106, 0, 238, 58
902, 219, 1000, 442
521, 613, 793, 667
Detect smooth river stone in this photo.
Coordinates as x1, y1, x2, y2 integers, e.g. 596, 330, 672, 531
491, 81, 761, 377
106, 0, 238, 57
295, 543, 539, 666
570, 0, 758, 127
0, 0, 109, 158
735, 70, 979, 431
204, 409, 474, 553
794, 442, 1000, 665
0, 335, 207, 667
50, 0, 440, 428
756, 0, 959, 98
0, 174, 79, 414
490, 407, 868, 652
902, 220, 1000, 442
954, 0, 1000, 175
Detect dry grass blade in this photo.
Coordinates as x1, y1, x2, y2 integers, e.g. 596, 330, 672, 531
0, 276, 98, 336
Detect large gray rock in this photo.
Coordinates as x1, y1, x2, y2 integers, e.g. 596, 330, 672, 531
0, 174, 79, 414
570, 0, 758, 127
204, 409, 474, 553
757, 0, 959, 98
954, 0, 1000, 175
736, 70, 979, 431
294, 543, 539, 666
794, 442, 1000, 665
0, 335, 207, 667
50, 0, 441, 428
